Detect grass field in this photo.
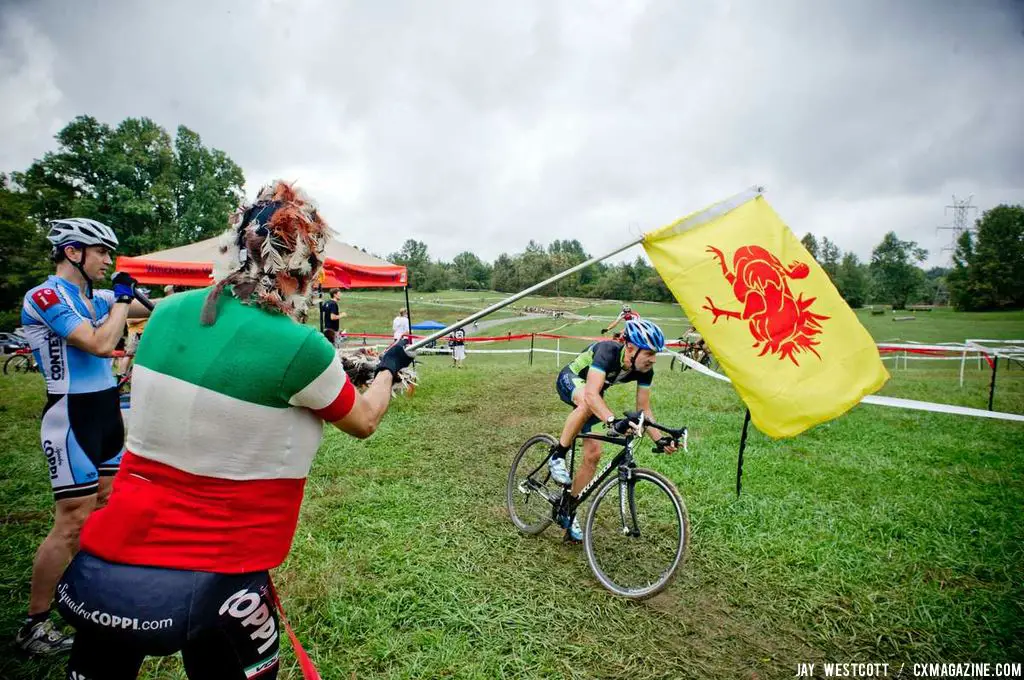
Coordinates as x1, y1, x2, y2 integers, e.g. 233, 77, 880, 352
2, 294, 1023, 679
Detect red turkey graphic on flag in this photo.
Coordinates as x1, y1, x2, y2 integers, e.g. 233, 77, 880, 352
701, 245, 829, 366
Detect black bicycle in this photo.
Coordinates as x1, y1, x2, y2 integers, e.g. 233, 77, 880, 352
506, 412, 689, 599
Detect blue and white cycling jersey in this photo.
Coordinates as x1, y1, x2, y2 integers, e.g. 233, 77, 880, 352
21, 275, 117, 395
22, 275, 125, 499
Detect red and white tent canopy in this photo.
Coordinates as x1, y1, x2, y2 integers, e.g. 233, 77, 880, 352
116, 236, 407, 289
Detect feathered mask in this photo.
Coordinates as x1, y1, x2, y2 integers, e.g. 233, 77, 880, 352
203, 181, 328, 325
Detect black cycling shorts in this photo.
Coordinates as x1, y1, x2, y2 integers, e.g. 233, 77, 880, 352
555, 368, 602, 434
57, 552, 280, 680
42, 387, 125, 500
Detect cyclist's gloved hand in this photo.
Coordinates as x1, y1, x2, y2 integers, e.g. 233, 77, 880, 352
611, 416, 638, 435
654, 435, 678, 454
111, 272, 139, 304
376, 338, 414, 383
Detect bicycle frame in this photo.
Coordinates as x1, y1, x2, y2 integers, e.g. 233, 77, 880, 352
518, 413, 685, 522
571, 433, 639, 503
517, 433, 636, 516
559, 415, 651, 521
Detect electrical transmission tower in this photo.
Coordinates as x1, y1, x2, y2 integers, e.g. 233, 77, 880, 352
937, 195, 978, 260
933, 195, 978, 306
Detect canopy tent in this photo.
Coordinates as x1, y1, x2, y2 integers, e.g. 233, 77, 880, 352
410, 320, 447, 331
115, 236, 407, 289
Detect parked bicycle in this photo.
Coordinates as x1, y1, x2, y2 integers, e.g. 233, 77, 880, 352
4, 348, 38, 375
506, 411, 689, 599
672, 339, 718, 372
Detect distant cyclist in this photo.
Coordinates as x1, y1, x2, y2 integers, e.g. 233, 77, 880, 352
16, 218, 150, 655
548, 319, 678, 541
600, 303, 640, 337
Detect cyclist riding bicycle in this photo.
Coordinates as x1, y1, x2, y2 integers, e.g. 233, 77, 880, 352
600, 304, 640, 336
16, 218, 150, 655
549, 319, 678, 541
54, 181, 413, 680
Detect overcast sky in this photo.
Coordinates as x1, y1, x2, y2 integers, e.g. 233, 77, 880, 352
2, 0, 1022, 268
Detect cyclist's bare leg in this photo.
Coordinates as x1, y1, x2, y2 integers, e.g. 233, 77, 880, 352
558, 400, 593, 449
28, 494, 95, 615
570, 437, 602, 498
97, 476, 113, 509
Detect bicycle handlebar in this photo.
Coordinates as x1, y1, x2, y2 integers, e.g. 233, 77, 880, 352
579, 411, 688, 453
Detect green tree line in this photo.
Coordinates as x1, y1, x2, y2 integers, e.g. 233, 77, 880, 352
1, 115, 245, 330
386, 237, 674, 302
391, 209, 1022, 313
798, 204, 1024, 311
3, 115, 1021, 331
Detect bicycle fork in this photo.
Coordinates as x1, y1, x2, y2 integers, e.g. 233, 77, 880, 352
617, 466, 642, 538
553, 465, 642, 538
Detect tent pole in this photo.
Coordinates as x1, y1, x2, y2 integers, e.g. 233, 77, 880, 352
404, 283, 412, 343
318, 286, 326, 334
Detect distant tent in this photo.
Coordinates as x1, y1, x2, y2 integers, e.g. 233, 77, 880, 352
410, 320, 447, 331
116, 236, 407, 289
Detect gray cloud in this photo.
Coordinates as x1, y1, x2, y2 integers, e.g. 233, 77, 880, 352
1, 0, 1022, 267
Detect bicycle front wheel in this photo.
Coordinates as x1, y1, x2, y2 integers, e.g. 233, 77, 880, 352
506, 434, 558, 535
584, 468, 688, 599
700, 351, 719, 373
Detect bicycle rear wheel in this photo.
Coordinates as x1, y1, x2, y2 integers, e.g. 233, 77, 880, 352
583, 468, 688, 599
506, 434, 559, 535
4, 354, 32, 375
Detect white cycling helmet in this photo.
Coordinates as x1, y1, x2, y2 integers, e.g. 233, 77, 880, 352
46, 218, 119, 298
47, 218, 119, 252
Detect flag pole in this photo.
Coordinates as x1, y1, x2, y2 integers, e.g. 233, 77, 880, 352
736, 409, 751, 497
406, 184, 764, 353
407, 236, 644, 352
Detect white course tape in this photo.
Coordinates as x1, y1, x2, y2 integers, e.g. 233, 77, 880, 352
470, 349, 530, 354
665, 351, 1024, 423
966, 340, 1024, 359
860, 395, 1024, 422
881, 355, 971, 362
966, 338, 1024, 345
665, 350, 731, 383
877, 342, 975, 352
417, 347, 529, 355
364, 339, 1023, 423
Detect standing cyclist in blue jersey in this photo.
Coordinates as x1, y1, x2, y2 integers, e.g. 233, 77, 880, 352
548, 319, 678, 541
15, 218, 150, 655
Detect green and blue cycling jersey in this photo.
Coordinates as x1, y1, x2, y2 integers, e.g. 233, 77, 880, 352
557, 340, 653, 405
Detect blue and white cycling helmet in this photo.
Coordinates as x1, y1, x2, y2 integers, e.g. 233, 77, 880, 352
623, 319, 665, 352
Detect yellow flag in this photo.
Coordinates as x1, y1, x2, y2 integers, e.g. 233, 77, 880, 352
643, 189, 889, 438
